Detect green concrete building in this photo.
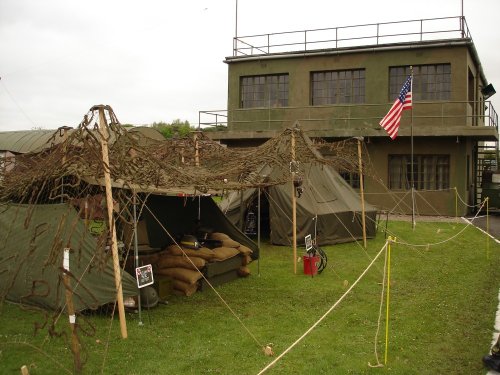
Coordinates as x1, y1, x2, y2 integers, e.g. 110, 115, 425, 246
204, 16, 498, 216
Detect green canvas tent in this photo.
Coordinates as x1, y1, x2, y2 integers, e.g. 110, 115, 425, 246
220, 163, 378, 246
0, 203, 138, 311
0, 193, 258, 312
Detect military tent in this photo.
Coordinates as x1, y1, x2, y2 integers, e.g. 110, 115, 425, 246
0, 203, 138, 311
220, 162, 378, 246
0, 192, 258, 311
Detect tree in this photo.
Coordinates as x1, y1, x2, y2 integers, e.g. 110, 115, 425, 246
150, 119, 193, 139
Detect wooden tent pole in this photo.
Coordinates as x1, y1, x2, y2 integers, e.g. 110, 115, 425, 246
60, 133, 82, 371
194, 131, 200, 167
98, 106, 128, 339
62, 248, 82, 373
291, 129, 297, 274
356, 137, 367, 249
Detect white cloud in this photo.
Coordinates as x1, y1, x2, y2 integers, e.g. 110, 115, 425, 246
1, 0, 499, 130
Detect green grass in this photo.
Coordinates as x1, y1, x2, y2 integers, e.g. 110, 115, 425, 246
1, 219, 499, 374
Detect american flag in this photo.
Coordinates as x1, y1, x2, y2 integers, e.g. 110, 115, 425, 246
379, 75, 412, 139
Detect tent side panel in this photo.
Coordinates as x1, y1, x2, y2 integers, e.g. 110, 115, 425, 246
0, 203, 137, 311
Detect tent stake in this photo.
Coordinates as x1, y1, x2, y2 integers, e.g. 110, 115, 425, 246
98, 106, 128, 339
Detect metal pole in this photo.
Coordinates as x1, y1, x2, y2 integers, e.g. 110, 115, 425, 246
461, 0, 464, 38
410, 67, 416, 229
133, 193, 143, 325
235, 0, 238, 39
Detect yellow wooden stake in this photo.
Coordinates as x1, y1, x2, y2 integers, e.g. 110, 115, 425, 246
384, 237, 394, 365
454, 187, 458, 222
486, 197, 490, 260
291, 128, 297, 274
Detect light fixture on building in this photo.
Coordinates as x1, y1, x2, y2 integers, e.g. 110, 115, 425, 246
481, 83, 496, 99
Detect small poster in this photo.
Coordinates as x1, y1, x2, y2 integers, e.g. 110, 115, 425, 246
305, 234, 313, 251
136, 264, 154, 288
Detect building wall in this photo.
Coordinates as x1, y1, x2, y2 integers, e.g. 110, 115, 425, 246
221, 41, 496, 216
226, 44, 481, 135
363, 137, 472, 216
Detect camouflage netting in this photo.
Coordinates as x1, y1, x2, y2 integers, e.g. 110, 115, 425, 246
0, 104, 365, 310
1, 109, 364, 202
0, 105, 370, 372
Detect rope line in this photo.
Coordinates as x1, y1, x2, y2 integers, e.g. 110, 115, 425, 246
140, 200, 264, 350
256, 242, 388, 375
368, 243, 388, 368
393, 199, 487, 248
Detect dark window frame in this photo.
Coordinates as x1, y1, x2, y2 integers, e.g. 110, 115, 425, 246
311, 69, 365, 105
388, 154, 450, 190
389, 64, 451, 101
240, 74, 289, 108
340, 170, 361, 189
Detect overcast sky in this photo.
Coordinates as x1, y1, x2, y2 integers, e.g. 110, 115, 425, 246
1, 0, 499, 131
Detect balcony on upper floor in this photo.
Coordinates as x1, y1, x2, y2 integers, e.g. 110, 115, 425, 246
199, 100, 498, 141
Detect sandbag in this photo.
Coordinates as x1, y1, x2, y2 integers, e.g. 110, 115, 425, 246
156, 267, 203, 285
211, 246, 240, 261
238, 266, 251, 277
238, 245, 253, 255
157, 255, 206, 271
221, 238, 241, 248
172, 279, 199, 297
165, 245, 215, 261
209, 232, 230, 241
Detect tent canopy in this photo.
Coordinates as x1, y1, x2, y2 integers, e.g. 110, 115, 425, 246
220, 163, 377, 246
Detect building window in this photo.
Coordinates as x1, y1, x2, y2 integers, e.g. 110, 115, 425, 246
388, 155, 450, 190
340, 171, 360, 189
390, 64, 451, 101
311, 69, 365, 105
240, 74, 289, 108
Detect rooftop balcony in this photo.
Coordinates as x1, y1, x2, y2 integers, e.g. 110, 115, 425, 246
231, 16, 471, 58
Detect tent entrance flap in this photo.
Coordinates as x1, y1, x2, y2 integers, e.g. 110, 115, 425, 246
141, 195, 259, 258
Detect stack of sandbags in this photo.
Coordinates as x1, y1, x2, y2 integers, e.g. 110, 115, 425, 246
156, 245, 212, 296
208, 233, 254, 276
124, 250, 165, 276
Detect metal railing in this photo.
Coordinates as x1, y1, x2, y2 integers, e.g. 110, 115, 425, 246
233, 16, 471, 57
198, 110, 228, 130
199, 100, 498, 134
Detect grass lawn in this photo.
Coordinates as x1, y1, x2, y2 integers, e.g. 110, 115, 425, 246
1, 219, 499, 374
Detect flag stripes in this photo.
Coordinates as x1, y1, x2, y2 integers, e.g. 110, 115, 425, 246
379, 75, 412, 139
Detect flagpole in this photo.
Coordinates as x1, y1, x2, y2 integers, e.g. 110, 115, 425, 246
410, 66, 416, 229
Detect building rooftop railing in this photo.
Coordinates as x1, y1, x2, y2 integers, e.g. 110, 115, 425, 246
233, 16, 471, 57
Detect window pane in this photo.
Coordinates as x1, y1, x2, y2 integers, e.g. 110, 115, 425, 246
388, 155, 450, 190
240, 74, 289, 108
389, 64, 451, 101
311, 69, 365, 105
